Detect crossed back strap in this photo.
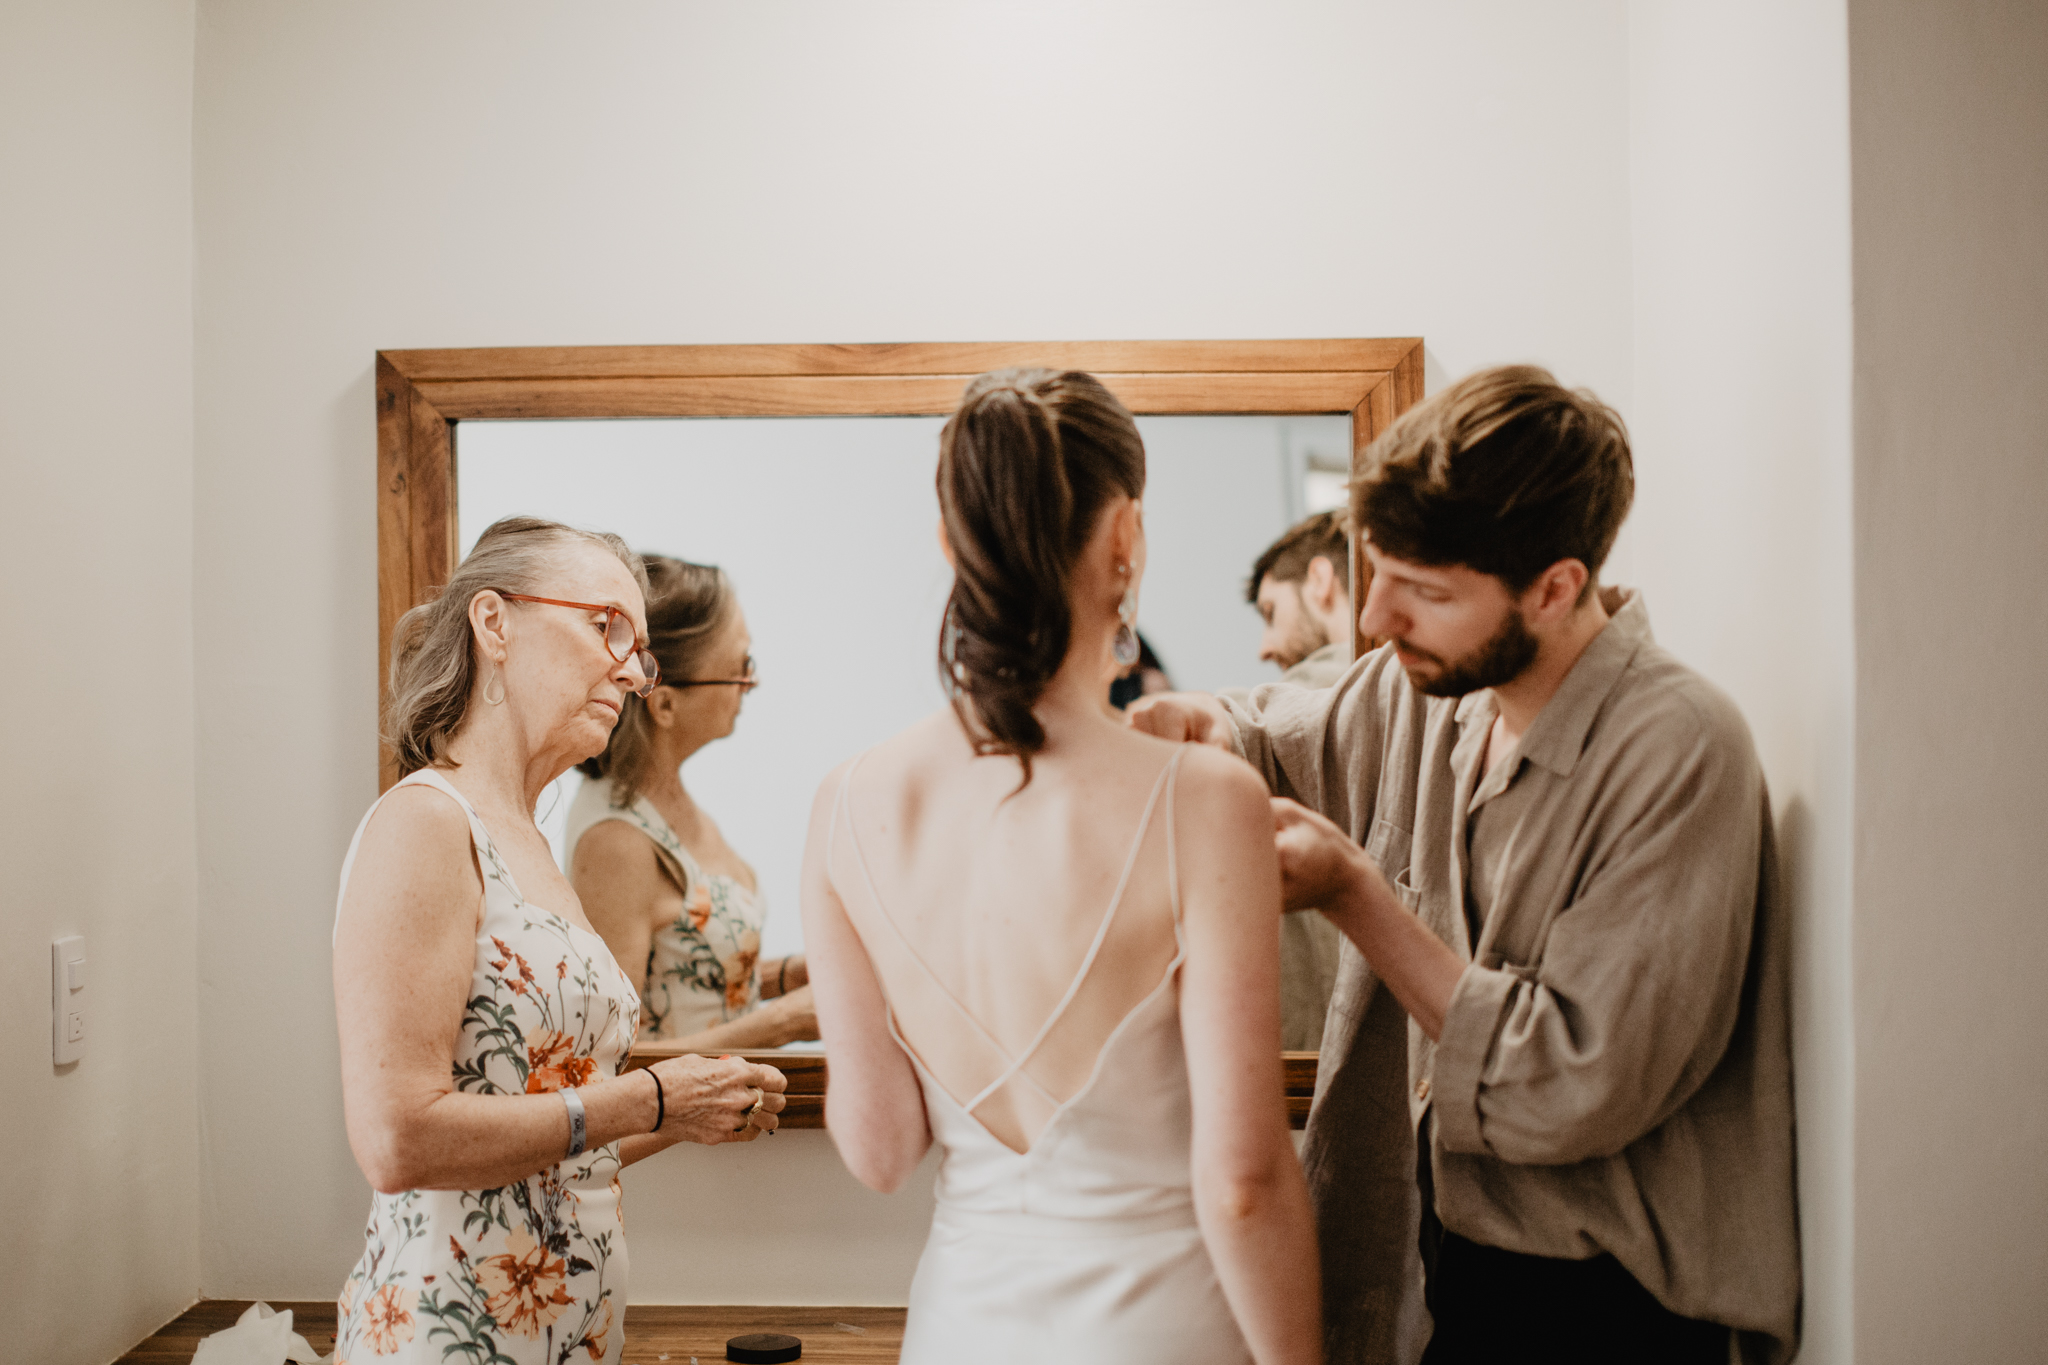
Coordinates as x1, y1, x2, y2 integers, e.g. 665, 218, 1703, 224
831, 747, 1185, 1148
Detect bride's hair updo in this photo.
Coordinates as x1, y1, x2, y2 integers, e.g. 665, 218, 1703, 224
937, 368, 1145, 783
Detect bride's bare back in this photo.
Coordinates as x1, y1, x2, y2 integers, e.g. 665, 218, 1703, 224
800, 366, 1319, 1364
828, 710, 1189, 1154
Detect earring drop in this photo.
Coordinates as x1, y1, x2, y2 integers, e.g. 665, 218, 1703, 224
483, 667, 506, 706
1112, 577, 1140, 668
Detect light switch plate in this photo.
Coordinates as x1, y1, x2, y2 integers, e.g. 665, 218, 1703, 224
52, 935, 84, 1065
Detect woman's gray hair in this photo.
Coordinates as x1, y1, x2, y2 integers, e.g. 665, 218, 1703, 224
384, 515, 650, 776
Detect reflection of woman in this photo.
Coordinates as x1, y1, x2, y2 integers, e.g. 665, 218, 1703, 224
802, 371, 1320, 1365
569, 555, 817, 1048
332, 516, 786, 1365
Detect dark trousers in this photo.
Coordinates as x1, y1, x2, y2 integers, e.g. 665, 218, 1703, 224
1417, 1131, 1729, 1364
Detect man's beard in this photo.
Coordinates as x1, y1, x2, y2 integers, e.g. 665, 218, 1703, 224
1273, 602, 1332, 672
1398, 607, 1539, 697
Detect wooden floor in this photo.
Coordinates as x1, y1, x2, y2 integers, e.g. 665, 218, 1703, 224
118, 1300, 906, 1364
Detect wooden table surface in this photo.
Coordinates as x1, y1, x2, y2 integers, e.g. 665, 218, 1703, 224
625, 1047, 1323, 1128
118, 1300, 906, 1364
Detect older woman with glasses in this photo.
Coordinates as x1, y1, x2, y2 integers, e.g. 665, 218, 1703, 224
331, 516, 786, 1365
568, 553, 817, 1051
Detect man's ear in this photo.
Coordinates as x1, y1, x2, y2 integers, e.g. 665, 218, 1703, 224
1304, 555, 1339, 611
1524, 559, 1591, 626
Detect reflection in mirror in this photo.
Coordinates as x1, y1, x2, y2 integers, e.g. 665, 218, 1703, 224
456, 412, 1352, 1045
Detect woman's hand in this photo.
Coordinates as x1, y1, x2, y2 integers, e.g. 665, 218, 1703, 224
646, 1054, 788, 1144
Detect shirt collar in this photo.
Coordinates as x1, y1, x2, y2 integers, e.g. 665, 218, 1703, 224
1304, 641, 1347, 667
1509, 587, 1652, 778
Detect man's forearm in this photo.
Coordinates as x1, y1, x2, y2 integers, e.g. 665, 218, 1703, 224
1322, 847, 1465, 1042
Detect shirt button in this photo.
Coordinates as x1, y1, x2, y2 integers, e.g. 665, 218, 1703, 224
1416, 1078, 1431, 1101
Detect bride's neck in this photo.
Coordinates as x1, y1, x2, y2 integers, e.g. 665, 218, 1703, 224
1030, 623, 1125, 743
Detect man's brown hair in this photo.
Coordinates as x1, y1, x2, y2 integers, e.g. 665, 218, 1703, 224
1246, 509, 1351, 604
1351, 364, 1632, 596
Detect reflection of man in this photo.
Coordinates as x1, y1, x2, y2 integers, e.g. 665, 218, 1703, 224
1250, 510, 1359, 687
1135, 367, 1798, 1365
1234, 513, 1359, 1051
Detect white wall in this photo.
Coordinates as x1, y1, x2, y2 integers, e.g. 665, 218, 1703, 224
1624, 4, 1856, 1360
191, 0, 1635, 1301
0, 3, 201, 1360
1848, 2, 2048, 1359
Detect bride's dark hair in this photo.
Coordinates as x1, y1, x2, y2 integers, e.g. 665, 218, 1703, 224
937, 368, 1146, 785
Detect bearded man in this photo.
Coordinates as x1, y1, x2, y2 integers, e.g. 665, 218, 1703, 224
1233, 509, 1361, 1049
1249, 509, 1361, 687
1132, 366, 1799, 1365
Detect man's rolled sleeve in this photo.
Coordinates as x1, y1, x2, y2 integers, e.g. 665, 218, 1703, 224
1430, 964, 1518, 1155
1430, 702, 1764, 1167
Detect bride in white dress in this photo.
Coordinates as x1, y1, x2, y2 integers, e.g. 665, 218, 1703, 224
799, 369, 1322, 1365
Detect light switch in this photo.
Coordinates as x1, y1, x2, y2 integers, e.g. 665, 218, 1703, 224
52, 935, 85, 1065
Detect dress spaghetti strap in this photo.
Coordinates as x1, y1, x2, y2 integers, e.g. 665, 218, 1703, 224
833, 748, 1187, 1117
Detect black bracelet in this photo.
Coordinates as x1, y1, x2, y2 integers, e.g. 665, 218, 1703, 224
647, 1067, 665, 1135
776, 957, 788, 996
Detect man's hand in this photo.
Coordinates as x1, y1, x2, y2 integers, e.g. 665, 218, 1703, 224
1125, 691, 1235, 750
1273, 797, 1461, 1040
1272, 797, 1384, 912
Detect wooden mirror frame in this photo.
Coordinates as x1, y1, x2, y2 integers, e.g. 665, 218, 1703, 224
375, 337, 1425, 1127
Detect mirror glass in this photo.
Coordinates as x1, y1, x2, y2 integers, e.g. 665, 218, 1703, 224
456, 413, 1353, 968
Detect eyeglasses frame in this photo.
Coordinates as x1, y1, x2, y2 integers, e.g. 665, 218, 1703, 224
489, 591, 662, 697
664, 656, 759, 692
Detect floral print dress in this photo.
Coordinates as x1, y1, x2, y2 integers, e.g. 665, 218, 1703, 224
333, 769, 639, 1365
565, 776, 765, 1038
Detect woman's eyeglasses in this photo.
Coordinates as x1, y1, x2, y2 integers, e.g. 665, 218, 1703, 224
492, 592, 662, 698
666, 656, 760, 692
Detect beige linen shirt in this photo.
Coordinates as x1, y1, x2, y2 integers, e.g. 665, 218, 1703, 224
1283, 640, 1351, 690
1224, 640, 1351, 1050
1222, 591, 1799, 1365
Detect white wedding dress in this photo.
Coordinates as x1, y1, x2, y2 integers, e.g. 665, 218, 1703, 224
832, 749, 1256, 1365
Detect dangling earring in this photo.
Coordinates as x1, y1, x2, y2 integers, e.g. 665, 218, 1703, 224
1112, 563, 1140, 668
483, 666, 506, 706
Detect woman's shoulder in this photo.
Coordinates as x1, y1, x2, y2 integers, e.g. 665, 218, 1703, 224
573, 815, 660, 863
1132, 734, 1270, 826
812, 710, 966, 797
568, 774, 672, 844
1111, 723, 1263, 787
369, 774, 477, 841
345, 776, 482, 890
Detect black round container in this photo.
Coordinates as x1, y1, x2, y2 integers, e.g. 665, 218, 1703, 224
726, 1332, 802, 1364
